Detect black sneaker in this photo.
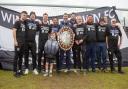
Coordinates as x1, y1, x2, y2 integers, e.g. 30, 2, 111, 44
87, 69, 89, 72
92, 69, 96, 72
38, 70, 41, 73
19, 71, 24, 76
57, 70, 61, 74
101, 68, 107, 72
111, 70, 117, 73
98, 67, 101, 70
14, 72, 21, 78
118, 71, 124, 74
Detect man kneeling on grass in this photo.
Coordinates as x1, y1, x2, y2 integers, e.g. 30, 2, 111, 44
43, 32, 59, 77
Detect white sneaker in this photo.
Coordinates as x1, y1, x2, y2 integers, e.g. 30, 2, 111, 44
43, 73, 48, 77
64, 69, 68, 73
24, 69, 29, 75
33, 69, 39, 75
73, 69, 77, 73
49, 73, 53, 77
83, 70, 87, 76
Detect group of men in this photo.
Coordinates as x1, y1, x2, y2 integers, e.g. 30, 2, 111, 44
12, 11, 124, 77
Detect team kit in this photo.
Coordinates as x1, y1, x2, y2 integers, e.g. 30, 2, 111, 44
12, 11, 124, 77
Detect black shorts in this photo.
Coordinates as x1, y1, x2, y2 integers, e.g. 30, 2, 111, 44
45, 55, 55, 63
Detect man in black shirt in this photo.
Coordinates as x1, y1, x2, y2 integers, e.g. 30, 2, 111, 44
106, 18, 124, 74
97, 17, 108, 72
24, 11, 40, 75
74, 16, 87, 72
38, 13, 51, 73
84, 15, 97, 73
12, 11, 28, 77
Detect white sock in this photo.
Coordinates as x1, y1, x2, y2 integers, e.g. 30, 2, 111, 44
46, 70, 48, 73
18, 70, 21, 72
49, 70, 52, 73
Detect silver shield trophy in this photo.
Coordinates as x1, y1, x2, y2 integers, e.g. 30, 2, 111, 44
57, 26, 74, 51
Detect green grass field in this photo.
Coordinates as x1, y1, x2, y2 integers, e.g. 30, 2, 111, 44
0, 67, 128, 89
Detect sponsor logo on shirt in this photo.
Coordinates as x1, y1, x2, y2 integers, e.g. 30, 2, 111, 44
41, 26, 49, 33
52, 27, 58, 32
98, 26, 106, 32
76, 28, 84, 35
110, 29, 119, 37
87, 25, 95, 31
20, 23, 25, 31
28, 23, 37, 30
